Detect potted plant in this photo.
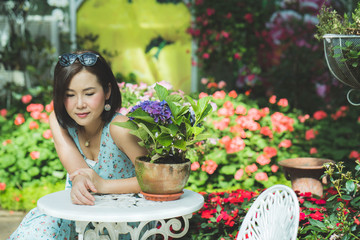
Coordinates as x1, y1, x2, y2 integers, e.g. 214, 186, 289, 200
315, 2, 360, 105
113, 84, 212, 201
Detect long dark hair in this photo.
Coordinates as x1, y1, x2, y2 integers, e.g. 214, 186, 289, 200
53, 50, 121, 129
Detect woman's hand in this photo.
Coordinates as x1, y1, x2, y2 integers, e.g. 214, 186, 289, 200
70, 168, 103, 205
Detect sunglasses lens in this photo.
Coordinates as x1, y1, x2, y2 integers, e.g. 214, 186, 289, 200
78, 53, 98, 66
59, 54, 77, 66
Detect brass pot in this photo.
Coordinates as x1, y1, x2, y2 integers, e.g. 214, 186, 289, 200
279, 157, 334, 197
135, 158, 191, 197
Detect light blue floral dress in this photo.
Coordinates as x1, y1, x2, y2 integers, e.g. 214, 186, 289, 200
8, 113, 137, 240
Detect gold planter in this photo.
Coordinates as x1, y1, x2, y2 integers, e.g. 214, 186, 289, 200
135, 158, 191, 201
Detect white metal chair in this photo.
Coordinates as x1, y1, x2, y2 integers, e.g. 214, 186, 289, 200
237, 184, 299, 240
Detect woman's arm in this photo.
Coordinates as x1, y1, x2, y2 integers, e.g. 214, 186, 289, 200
70, 115, 147, 194
49, 112, 96, 205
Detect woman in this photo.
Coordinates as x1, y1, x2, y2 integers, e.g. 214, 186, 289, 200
9, 50, 147, 239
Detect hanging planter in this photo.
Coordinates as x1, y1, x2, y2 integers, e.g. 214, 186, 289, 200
323, 34, 360, 105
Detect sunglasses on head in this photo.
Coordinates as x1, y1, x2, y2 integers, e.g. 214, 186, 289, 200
58, 52, 99, 67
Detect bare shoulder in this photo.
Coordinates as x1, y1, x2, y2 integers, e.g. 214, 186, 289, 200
112, 114, 129, 123
109, 114, 131, 139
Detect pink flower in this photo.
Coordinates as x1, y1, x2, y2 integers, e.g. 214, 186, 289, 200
213, 118, 230, 130
244, 13, 253, 23
235, 106, 247, 115
206, 8, 215, 16
218, 81, 227, 89
305, 129, 317, 141
2, 139, 11, 146
30, 111, 41, 120
200, 78, 208, 85
260, 126, 273, 138
191, 162, 200, 171
278, 139, 292, 148
226, 12, 232, 19
234, 169, 244, 180
256, 154, 271, 166
264, 146, 277, 158
226, 136, 245, 154
26, 103, 44, 113
298, 114, 310, 123
269, 95, 276, 104
313, 110, 327, 120
45, 101, 54, 113
14, 114, 25, 125
310, 147, 318, 154
245, 163, 258, 174
212, 90, 226, 99
0, 183, 6, 191
221, 31, 229, 38
255, 172, 268, 181
21, 94, 32, 104
202, 53, 210, 59
201, 160, 218, 174
43, 129, 53, 139
277, 98, 288, 107
30, 151, 40, 160
219, 135, 231, 146
349, 150, 359, 159
0, 109, 7, 117
29, 121, 39, 130
199, 92, 209, 99
234, 53, 241, 60
271, 165, 279, 173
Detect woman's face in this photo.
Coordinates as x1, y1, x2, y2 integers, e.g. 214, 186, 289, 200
64, 70, 110, 127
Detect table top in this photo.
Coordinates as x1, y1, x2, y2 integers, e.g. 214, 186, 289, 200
37, 189, 204, 222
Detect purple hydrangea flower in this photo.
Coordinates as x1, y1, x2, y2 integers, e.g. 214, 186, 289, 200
130, 100, 173, 124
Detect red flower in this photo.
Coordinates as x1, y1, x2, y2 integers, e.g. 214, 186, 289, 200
245, 163, 258, 174
235, 105, 246, 115
45, 101, 54, 113
234, 169, 244, 180
309, 211, 324, 221
271, 165, 279, 173
349, 150, 359, 159
207, 82, 218, 89
260, 126, 273, 138
212, 90, 226, 99
226, 12, 232, 19
225, 136, 245, 154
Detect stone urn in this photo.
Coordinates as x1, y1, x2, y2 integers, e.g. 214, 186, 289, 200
278, 158, 335, 197
135, 158, 191, 201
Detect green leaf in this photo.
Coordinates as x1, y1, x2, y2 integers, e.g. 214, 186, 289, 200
112, 120, 138, 130
219, 165, 236, 175
127, 108, 155, 123
157, 133, 173, 147
154, 84, 169, 101
173, 139, 186, 150
308, 218, 326, 230
346, 180, 356, 193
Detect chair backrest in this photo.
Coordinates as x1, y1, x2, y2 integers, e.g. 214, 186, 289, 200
237, 184, 299, 240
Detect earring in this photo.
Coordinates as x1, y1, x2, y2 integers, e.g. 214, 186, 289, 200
104, 103, 111, 111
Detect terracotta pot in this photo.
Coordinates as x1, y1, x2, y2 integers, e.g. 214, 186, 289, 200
135, 158, 191, 201
278, 158, 334, 197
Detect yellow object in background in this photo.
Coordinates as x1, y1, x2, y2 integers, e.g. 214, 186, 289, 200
77, 0, 192, 93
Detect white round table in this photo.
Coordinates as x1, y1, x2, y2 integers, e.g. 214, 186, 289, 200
37, 189, 204, 240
